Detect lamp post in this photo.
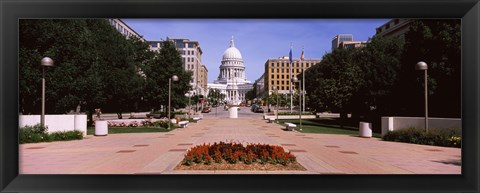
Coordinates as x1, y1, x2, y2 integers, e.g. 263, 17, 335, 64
168, 75, 179, 130
416, 61, 428, 132
292, 77, 301, 130
273, 85, 279, 123
40, 57, 54, 128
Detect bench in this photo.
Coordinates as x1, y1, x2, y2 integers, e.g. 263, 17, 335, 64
268, 118, 276, 123
284, 122, 296, 131
192, 117, 201, 123
178, 121, 189, 128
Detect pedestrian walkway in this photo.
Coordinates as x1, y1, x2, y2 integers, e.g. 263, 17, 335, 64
19, 116, 461, 174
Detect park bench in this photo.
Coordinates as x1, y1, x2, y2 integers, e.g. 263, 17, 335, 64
284, 122, 296, 131
268, 118, 276, 123
192, 117, 201, 123
178, 121, 189, 128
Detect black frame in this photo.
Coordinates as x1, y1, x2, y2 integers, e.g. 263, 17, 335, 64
1, 0, 479, 192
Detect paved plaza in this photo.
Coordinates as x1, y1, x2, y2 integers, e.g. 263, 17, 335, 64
20, 107, 461, 174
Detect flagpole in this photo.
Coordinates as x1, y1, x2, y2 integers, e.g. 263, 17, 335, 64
302, 48, 305, 113
289, 43, 293, 113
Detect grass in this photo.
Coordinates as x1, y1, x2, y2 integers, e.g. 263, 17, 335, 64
277, 119, 381, 138
87, 126, 171, 135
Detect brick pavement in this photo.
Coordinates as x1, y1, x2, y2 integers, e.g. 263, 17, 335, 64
19, 116, 461, 174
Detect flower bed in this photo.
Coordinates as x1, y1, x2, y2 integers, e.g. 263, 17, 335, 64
178, 142, 305, 170
106, 119, 170, 128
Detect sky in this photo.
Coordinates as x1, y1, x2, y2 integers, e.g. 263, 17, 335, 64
122, 19, 390, 83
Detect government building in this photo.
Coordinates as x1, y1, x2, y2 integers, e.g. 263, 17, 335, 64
207, 37, 253, 105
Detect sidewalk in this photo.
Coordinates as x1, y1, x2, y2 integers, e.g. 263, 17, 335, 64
20, 116, 461, 174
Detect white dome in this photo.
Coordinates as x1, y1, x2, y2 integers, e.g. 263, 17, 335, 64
222, 47, 243, 60
222, 36, 243, 61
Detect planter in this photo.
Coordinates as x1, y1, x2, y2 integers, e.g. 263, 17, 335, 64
229, 107, 239, 118
359, 122, 372, 138
94, 120, 108, 136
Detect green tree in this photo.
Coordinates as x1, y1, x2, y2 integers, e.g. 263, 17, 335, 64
143, 40, 192, 112
354, 36, 404, 118
304, 47, 364, 120
394, 19, 461, 118
207, 88, 223, 106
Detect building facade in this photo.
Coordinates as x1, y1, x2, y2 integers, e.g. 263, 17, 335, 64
147, 38, 208, 96
108, 19, 145, 41
376, 19, 412, 40
331, 34, 353, 50
264, 57, 321, 95
339, 40, 367, 49
207, 37, 253, 105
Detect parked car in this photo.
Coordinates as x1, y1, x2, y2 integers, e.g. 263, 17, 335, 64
251, 104, 259, 112
255, 107, 264, 113
202, 107, 211, 113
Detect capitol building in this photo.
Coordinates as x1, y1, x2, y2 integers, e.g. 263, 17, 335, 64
207, 37, 253, 105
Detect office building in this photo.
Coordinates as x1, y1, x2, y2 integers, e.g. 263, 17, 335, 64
331, 34, 353, 50
264, 57, 321, 95
376, 19, 413, 40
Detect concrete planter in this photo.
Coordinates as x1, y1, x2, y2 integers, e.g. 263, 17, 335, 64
359, 122, 372, 138
229, 107, 239, 118
94, 120, 108, 136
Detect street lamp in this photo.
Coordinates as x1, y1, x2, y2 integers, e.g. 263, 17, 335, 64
272, 85, 279, 123
40, 57, 54, 128
292, 77, 301, 130
168, 75, 179, 130
416, 61, 428, 132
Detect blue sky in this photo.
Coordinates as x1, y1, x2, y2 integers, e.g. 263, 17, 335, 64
122, 19, 390, 82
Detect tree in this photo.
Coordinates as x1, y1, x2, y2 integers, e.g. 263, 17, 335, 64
394, 19, 461, 118
303, 47, 364, 120
207, 88, 222, 106
354, 36, 404, 118
143, 40, 192, 112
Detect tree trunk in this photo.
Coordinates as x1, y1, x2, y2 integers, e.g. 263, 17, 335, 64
117, 112, 123, 119
340, 111, 348, 129
87, 109, 94, 126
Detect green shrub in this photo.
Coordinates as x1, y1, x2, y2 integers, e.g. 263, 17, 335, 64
382, 127, 461, 148
19, 124, 83, 144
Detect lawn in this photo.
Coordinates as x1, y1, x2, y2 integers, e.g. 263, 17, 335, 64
87, 127, 171, 135
277, 119, 381, 138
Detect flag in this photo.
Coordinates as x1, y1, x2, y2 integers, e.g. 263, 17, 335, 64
289, 46, 293, 64
300, 48, 305, 61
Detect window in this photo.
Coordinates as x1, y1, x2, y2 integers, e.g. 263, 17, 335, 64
277, 75, 280, 79
287, 69, 289, 73
281, 86, 285, 90
282, 81, 284, 85
287, 75, 289, 79
386, 23, 390, 29
281, 69, 284, 73
271, 69, 274, 73
281, 63, 284, 67
281, 75, 284, 79
277, 69, 279, 73
271, 63, 275, 67
277, 63, 280, 67
271, 81, 274, 85
271, 75, 274, 79
277, 81, 280, 85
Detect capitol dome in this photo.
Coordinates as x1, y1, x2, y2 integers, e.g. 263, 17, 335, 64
222, 37, 243, 63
